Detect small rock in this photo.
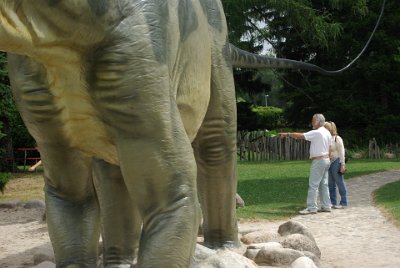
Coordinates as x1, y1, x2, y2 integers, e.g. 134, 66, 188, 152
352, 153, 362, 159
24, 200, 45, 209
0, 200, 21, 209
236, 193, 245, 208
31, 261, 56, 268
291, 256, 317, 268
33, 245, 55, 264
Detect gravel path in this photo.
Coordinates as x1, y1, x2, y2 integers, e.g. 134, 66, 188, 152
1, 171, 400, 267
240, 170, 400, 268
298, 170, 400, 268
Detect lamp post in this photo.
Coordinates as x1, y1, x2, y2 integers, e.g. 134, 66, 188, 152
265, 94, 269, 107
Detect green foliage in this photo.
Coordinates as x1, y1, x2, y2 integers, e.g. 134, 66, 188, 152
0, 121, 5, 141
224, 0, 400, 147
237, 102, 283, 130
251, 106, 284, 129
277, 0, 400, 146
374, 181, 400, 227
224, 0, 344, 107
0, 52, 34, 149
0, 172, 11, 194
395, 47, 400, 62
0, 53, 13, 124
237, 159, 400, 220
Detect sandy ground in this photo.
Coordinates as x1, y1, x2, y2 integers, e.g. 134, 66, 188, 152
1, 171, 400, 268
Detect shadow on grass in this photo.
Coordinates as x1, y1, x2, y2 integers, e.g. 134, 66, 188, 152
238, 177, 307, 205
237, 204, 302, 220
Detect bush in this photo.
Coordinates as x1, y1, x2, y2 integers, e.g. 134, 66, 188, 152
237, 102, 284, 131
251, 106, 284, 129
0, 172, 11, 194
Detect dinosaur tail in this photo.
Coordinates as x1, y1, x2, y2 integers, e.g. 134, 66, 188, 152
229, 44, 340, 76
229, 0, 386, 76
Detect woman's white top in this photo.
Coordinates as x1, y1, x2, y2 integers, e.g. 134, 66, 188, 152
331, 135, 345, 165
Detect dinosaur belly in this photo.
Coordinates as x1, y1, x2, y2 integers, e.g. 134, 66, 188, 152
44, 65, 119, 165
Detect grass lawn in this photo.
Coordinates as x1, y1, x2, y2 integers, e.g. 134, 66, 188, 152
374, 180, 400, 227
0, 172, 44, 202
1, 159, 400, 222
237, 159, 400, 220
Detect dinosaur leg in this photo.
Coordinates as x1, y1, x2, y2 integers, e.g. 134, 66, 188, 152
92, 159, 141, 267
193, 53, 240, 249
7, 54, 101, 267
90, 56, 200, 267
114, 137, 200, 267
40, 145, 100, 268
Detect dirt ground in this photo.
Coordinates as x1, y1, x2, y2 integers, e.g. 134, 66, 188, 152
1, 171, 400, 268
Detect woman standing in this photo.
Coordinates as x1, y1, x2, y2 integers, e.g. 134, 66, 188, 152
324, 121, 348, 209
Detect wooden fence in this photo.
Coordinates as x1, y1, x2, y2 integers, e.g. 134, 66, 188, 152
369, 138, 400, 159
237, 132, 399, 161
237, 131, 310, 161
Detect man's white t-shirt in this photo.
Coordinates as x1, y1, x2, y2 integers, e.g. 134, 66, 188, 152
303, 127, 332, 158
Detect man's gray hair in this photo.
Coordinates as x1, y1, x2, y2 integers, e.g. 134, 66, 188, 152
313, 113, 325, 127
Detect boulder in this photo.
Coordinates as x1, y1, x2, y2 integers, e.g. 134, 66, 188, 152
243, 248, 260, 260
291, 256, 318, 268
197, 249, 258, 268
245, 241, 283, 260
241, 230, 281, 244
281, 234, 321, 258
254, 247, 304, 266
248, 242, 283, 250
190, 244, 216, 267
303, 251, 321, 267
278, 221, 316, 243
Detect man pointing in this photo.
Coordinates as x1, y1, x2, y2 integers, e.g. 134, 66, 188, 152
280, 114, 332, 214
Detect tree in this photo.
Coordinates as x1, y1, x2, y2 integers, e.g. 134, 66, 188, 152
0, 52, 35, 171
224, 0, 398, 146
279, 0, 400, 145
0, 52, 17, 171
222, 0, 344, 107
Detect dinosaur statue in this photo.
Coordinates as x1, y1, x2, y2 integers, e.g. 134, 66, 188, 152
0, 0, 384, 267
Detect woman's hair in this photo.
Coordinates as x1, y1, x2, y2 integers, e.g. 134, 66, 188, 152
324, 121, 338, 135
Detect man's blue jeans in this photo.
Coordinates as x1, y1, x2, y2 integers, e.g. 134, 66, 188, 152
307, 158, 331, 210
328, 158, 347, 206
